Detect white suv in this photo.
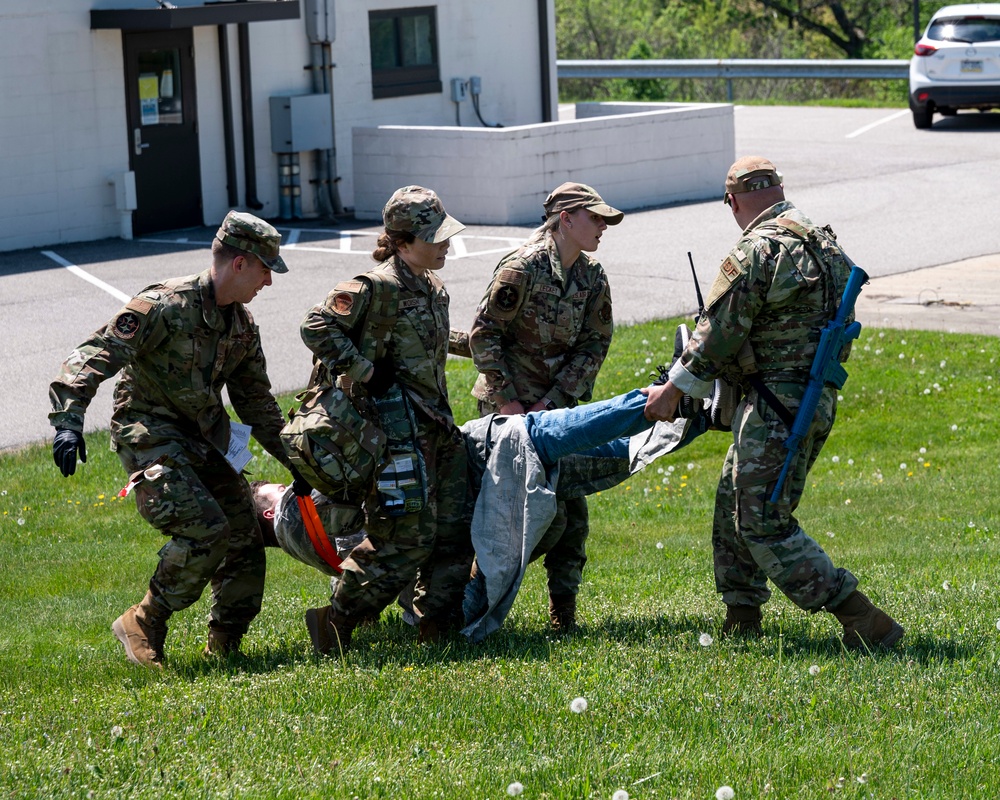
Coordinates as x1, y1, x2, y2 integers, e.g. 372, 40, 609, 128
909, 3, 1000, 128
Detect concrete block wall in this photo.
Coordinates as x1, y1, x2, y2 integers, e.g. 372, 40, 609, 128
352, 103, 734, 224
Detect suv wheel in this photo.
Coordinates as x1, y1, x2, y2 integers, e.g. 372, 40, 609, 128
912, 103, 933, 129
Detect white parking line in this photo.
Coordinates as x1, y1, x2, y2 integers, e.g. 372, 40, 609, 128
41, 250, 131, 303
845, 110, 910, 139
138, 231, 522, 260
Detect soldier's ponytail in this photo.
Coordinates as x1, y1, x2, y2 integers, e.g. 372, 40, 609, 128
372, 229, 416, 262
524, 214, 561, 247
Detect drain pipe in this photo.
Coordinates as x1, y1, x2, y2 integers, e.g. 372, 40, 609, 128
217, 24, 239, 208
537, 0, 553, 122
237, 18, 264, 210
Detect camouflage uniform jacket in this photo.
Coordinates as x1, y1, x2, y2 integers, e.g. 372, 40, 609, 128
668, 201, 854, 397
469, 232, 613, 409
48, 269, 289, 465
301, 258, 462, 429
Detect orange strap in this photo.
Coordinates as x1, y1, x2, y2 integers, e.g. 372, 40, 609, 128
296, 495, 343, 573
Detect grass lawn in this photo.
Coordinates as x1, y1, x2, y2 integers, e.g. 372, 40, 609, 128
2, 320, 998, 799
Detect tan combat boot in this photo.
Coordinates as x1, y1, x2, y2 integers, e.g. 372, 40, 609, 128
829, 590, 904, 651
548, 593, 578, 633
305, 606, 358, 655
112, 591, 169, 667
721, 604, 763, 637
204, 629, 243, 658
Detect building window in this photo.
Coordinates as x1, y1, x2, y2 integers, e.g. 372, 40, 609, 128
369, 6, 441, 99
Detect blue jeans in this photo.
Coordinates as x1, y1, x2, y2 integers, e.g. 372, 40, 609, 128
523, 389, 651, 466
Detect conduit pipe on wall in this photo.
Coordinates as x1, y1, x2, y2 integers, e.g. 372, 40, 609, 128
217, 24, 239, 208
237, 18, 264, 210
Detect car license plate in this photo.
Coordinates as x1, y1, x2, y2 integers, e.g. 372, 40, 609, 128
961, 59, 983, 73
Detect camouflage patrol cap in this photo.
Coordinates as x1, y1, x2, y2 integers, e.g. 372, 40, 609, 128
543, 182, 624, 225
723, 156, 783, 204
383, 186, 466, 244
215, 211, 288, 273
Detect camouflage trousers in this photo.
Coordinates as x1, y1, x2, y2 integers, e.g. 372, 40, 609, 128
333, 422, 472, 624
712, 382, 857, 611
117, 443, 265, 636
530, 496, 590, 598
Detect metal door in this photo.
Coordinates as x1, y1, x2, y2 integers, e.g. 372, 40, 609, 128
124, 29, 203, 234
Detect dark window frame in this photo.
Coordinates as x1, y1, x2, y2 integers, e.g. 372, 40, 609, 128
369, 6, 442, 100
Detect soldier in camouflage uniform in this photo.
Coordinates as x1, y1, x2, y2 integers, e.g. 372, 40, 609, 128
643, 157, 904, 650
469, 182, 622, 632
49, 211, 295, 666
300, 186, 473, 653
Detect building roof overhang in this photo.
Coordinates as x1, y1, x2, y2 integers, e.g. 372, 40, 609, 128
90, 1, 300, 30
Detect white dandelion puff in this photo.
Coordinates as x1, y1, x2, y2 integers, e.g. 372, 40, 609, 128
899, 463, 907, 470
857, 773, 869, 784
942, 581, 951, 591
613, 792, 630, 800
699, 633, 714, 647
919, 447, 927, 454
17, 518, 25, 526
111, 725, 123, 739
831, 455, 840, 463
847, 458, 854, 465
951, 424, 958, 431
995, 619, 1000, 632
808, 665, 820, 676
507, 781, 524, 796
656, 542, 664, 550
826, 531, 835, 538
570, 697, 588, 713
716, 786, 735, 800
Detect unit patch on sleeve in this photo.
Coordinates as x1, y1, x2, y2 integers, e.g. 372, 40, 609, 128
112, 312, 141, 340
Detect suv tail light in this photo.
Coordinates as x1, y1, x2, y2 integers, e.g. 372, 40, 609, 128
914, 43, 938, 56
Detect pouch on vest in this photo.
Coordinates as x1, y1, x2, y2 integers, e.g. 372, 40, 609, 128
372, 384, 428, 517
280, 369, 387, 503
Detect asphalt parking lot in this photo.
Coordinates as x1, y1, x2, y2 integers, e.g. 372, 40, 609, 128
5, 104, 999, 452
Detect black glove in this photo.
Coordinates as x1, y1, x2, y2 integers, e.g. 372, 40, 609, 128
53, 428, 86, 478
366, 356, 396, 399
289, 465, 313, 498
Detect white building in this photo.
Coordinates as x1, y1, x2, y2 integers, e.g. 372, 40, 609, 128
0, 0, 558, 251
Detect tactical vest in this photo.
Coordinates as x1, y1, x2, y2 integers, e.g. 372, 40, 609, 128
280, 270, 400, 502
739, 216, 854, 375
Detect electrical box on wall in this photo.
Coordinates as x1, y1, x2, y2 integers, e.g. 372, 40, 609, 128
269, 94, 333, 153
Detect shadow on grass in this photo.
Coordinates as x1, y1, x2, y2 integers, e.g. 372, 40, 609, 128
157, 608, 976, 680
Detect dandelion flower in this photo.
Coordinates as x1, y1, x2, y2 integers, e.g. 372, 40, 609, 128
570, 697, 588, 713
111, 725, 123, 739
942, 581, 951, 591
899, 463, 907, 470
656, 542, 664, 550
826, 531, 835, 538
808, 665, 820, 676
716, 786, 735, 800
995, 619, 1000, 632
613, 792, 630, 800
699, 633, 714, 647
845, 499, 851, 505
951, 424, 958, 431
857, 773, 869, 784
831, 455, 840, 463
847, 458, 854, 466
507, 781, 524, 796
17, 518, 25, 526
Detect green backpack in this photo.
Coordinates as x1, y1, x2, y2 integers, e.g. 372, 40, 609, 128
280, 272, 398, 502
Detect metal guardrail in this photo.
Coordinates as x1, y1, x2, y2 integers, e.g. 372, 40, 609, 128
557, 58, 910, 81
